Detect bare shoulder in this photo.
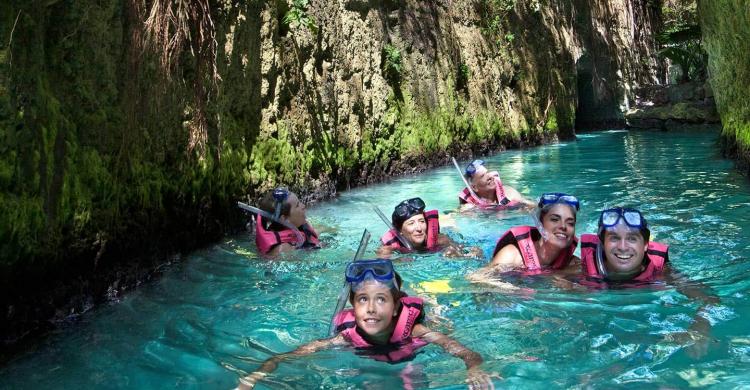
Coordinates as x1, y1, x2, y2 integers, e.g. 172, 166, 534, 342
491, 244, 523, 269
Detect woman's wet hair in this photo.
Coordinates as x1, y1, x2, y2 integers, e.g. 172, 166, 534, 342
258, 190, 292, 230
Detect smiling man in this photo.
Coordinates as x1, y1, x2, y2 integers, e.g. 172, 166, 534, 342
580, 207, 666, 282
579, 206, 720, 358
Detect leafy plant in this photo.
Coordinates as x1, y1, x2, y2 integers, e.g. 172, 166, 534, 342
657, 0, 706, 82
456, 63, 470, 91
382, 44, 402, 85
283, 0, 318, 33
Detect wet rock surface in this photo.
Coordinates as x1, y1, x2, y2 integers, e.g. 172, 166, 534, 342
626, 81, 721, 131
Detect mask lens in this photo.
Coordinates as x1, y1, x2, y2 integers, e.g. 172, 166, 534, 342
345, 260, 394, 283
346, 263, 366, 280
542, 193, 559, 202
407, 198, 425, 212
601, 210, 621, 226
623, 211, 642, 227
395, 203, 411, 219
273, 188, 288, 202
560, 195, 577, 203
465, 160, 485, 177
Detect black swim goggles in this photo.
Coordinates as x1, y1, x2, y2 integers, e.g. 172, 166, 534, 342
598, 207, 646, 229
464, 159, 485, 178
538, 192, 580, 211
393, 197, 426, 220
345, 259, 395, 283
272, 188, 289, 220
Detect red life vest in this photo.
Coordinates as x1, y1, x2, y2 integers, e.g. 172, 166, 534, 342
254, 216, 320, 255
333, 296, 428, 363
458, 176, 520, 210
580, 234, 668, 282
492, 226, 578, 274
379, 210, 440, 252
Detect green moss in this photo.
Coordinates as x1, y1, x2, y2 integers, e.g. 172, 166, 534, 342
699, 1, 750, 156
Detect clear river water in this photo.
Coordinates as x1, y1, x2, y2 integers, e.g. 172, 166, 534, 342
2, 129, 750, 389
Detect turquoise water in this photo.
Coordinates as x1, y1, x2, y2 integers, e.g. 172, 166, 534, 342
3, 129, 750, 389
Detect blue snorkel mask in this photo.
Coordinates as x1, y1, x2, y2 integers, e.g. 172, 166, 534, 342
531, 192, 580, 241
272, 188, 289, 220
345, 259, 398, 291
538, 192, 580, 211
464, 159, 485, 178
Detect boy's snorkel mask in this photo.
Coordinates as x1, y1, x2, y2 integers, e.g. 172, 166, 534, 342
530, 192, 580, 241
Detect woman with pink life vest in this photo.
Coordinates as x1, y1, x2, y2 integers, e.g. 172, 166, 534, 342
458, 159, 535, 210
237, 259, 495, 390
578, 206, 720, 358
376, 197, 483, 259
254, 188, 320, 256
469, 193, 580, 282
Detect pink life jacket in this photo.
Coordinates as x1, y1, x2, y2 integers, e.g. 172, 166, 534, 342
580, 234, 669, 282
492, 226, 578, 274
379, 210, 440, 252
458, 176, 520, 209
254, 216, 320, 255
333, 296, 428, 363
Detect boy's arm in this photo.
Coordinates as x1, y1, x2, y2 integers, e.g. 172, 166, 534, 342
238, 334, 346, 389
412, 324, 495, 389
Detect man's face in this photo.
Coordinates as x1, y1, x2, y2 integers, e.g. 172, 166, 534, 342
470, 166, 496, 194
602, 223, 648, 274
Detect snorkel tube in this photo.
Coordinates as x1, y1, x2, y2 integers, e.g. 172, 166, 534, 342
595, 243, 609, 278
237, 201, 305, 249
328, 229, 371, 336
451, 157, 485, 206
373, 206, 413, 251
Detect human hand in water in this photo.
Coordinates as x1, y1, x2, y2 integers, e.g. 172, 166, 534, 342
665, 315, 712, 359
466, 367, 498, 390
237, 371, 267, 390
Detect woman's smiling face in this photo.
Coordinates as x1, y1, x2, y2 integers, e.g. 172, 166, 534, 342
540, 203, 576, 248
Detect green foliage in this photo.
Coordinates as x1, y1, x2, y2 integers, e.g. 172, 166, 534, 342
283, 0, 317, 33
657, 43, 707, 82
456, 63, 470, 91
698, 0, 750, 156
382, 44, 402, 86
659, 0, 706, 82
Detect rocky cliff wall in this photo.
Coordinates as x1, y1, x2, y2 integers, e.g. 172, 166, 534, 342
698, 0, 750, 174
0, 0, 661, 348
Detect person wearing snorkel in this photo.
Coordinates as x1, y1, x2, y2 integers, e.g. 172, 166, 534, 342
458, 160, 535, 210
469, 193, 580, 281
578, 206, 720, 358
253, 188, 320, 256
376, 197, 484, 259
237, 259, 496, 389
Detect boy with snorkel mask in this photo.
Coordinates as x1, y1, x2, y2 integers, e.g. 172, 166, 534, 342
237, 259, 495, 389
